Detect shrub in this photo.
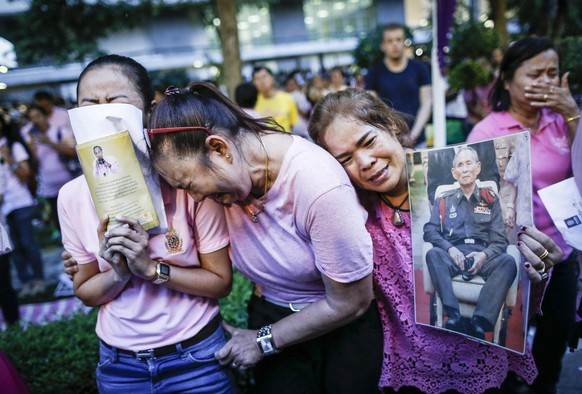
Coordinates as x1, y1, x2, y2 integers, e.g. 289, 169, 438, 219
0, 270, 252, 393
557, 36, 582, 94
219, 269, 253, 329
0, 309, 99, 393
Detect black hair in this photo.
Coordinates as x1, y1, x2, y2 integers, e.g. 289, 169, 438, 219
234, 82, 258, 109
149, 82, 283, 169
77, 54, 155, 114
252, 65, 274, 78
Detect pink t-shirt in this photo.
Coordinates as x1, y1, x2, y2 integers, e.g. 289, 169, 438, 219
58, 177, 229, 350
225, 136, 373, 303
1, 141, 35, 216
468, 109, 573, 260
22, 124, 74, 198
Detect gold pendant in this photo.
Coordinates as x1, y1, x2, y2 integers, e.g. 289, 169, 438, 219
250, 213, 259, 223
392, 209, 405, 227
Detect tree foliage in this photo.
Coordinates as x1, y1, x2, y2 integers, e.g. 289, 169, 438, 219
6, 0, 156, 66
506, 0, 582, 40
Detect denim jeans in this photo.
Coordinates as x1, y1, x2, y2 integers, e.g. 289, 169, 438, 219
6, 206, 44, 284
96, 325, 234, 393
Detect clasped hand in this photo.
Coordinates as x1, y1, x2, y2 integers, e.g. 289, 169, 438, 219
98, 215, 153, 281
448, 247, 487, 275
214, 322, 263, 369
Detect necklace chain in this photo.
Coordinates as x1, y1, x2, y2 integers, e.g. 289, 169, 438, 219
379, 193, 409, 227
245, 135, 269, 223
379, 193, 409, 210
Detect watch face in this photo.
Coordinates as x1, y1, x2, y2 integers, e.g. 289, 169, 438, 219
159, 263, 170, 276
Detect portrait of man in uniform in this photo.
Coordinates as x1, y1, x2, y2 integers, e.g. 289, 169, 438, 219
422, 146, 517, 340
407, 133, 533, 353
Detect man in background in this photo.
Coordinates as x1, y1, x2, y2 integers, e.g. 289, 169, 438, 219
365, 23, 432, 147
252, 66, 298, 133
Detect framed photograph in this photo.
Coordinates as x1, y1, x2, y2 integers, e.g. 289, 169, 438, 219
408, 131, 532, 354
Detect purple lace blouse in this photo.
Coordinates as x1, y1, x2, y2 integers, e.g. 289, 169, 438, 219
367, 201, 537, 393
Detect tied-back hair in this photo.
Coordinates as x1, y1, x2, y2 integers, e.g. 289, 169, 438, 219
77, 54, 155, 115
308, 88, 412, 150
490, 37, 556, 111
148, 82, 283, 165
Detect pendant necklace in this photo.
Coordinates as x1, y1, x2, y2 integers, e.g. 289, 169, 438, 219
245, 135, 270, 223
379, 193, 409, 227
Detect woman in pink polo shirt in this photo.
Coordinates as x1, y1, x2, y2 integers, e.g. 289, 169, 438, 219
59, 55, 235, 393
467, 37, 580, 394
147, 82, 383, 394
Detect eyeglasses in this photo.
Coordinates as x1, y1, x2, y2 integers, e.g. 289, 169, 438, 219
147, 126, 212, 138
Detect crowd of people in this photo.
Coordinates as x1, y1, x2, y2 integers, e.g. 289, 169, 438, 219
0, 22, 580, 394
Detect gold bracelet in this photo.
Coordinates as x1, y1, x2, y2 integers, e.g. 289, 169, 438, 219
566, 114, 581, 123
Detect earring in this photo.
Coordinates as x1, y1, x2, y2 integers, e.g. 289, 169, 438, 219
225, 153, 231, 159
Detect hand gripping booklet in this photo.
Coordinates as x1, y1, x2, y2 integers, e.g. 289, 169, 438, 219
68, 103, 167, 233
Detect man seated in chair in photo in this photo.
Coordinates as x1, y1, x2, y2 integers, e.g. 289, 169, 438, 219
423, 146, 517, 340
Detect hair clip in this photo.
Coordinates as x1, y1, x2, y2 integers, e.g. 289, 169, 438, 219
147, 126, 212, 138
164, 85, 181, 96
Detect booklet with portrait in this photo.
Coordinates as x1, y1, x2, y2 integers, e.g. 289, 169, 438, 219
68, 103, 167, 233
407, 131, 533, 354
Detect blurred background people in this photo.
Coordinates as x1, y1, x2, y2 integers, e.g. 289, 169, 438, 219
252, 65, 299, 133
235, 82, 261, 118
365, 23, 432, 147
22, 104, 76, 239
285, 72, 312, 139
328, 67, 348, 93
0, 161, 19, 327
0, 115, 45, 298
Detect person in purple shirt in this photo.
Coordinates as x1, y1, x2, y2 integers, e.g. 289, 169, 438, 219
309, 88, 561, 394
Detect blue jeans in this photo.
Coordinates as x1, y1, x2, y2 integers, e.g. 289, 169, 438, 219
97, 325, 234, 393
6, 206, 44, 284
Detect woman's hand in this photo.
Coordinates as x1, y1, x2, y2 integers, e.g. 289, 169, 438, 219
103, 216, 155, 281
215, 322, 263, 369
517, 225, 562, 283
62, 250, 78, 280
502, 204, 516, 229
98, 216, 132, 282
526, 72, 579, 119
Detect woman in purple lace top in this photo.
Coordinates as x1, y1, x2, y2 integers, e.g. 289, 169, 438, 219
309, 88, 561, 394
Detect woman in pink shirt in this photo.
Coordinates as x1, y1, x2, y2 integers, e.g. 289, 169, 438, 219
467, 37, 580, 394
60, 55, 235, 393
147, 82, 382, 394
309, 88, 562, 393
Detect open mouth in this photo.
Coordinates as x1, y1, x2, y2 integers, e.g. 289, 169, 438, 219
368, 164, 389, 183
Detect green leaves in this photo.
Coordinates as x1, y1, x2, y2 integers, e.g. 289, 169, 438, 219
8, 0, 154, 65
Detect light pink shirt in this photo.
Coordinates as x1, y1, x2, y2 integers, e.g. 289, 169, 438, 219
225, 136, 373, 303
1, 141, 35, 216
22, 124, 74, 198
468, 109, 573, 260
58, 177, 229, 350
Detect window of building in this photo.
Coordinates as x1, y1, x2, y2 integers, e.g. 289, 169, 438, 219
303, 0, 375, 40
205, 3, 273, 48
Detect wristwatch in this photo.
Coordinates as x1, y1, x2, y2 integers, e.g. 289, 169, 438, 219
150, 261, 170, 285
256, 324, 280, 356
